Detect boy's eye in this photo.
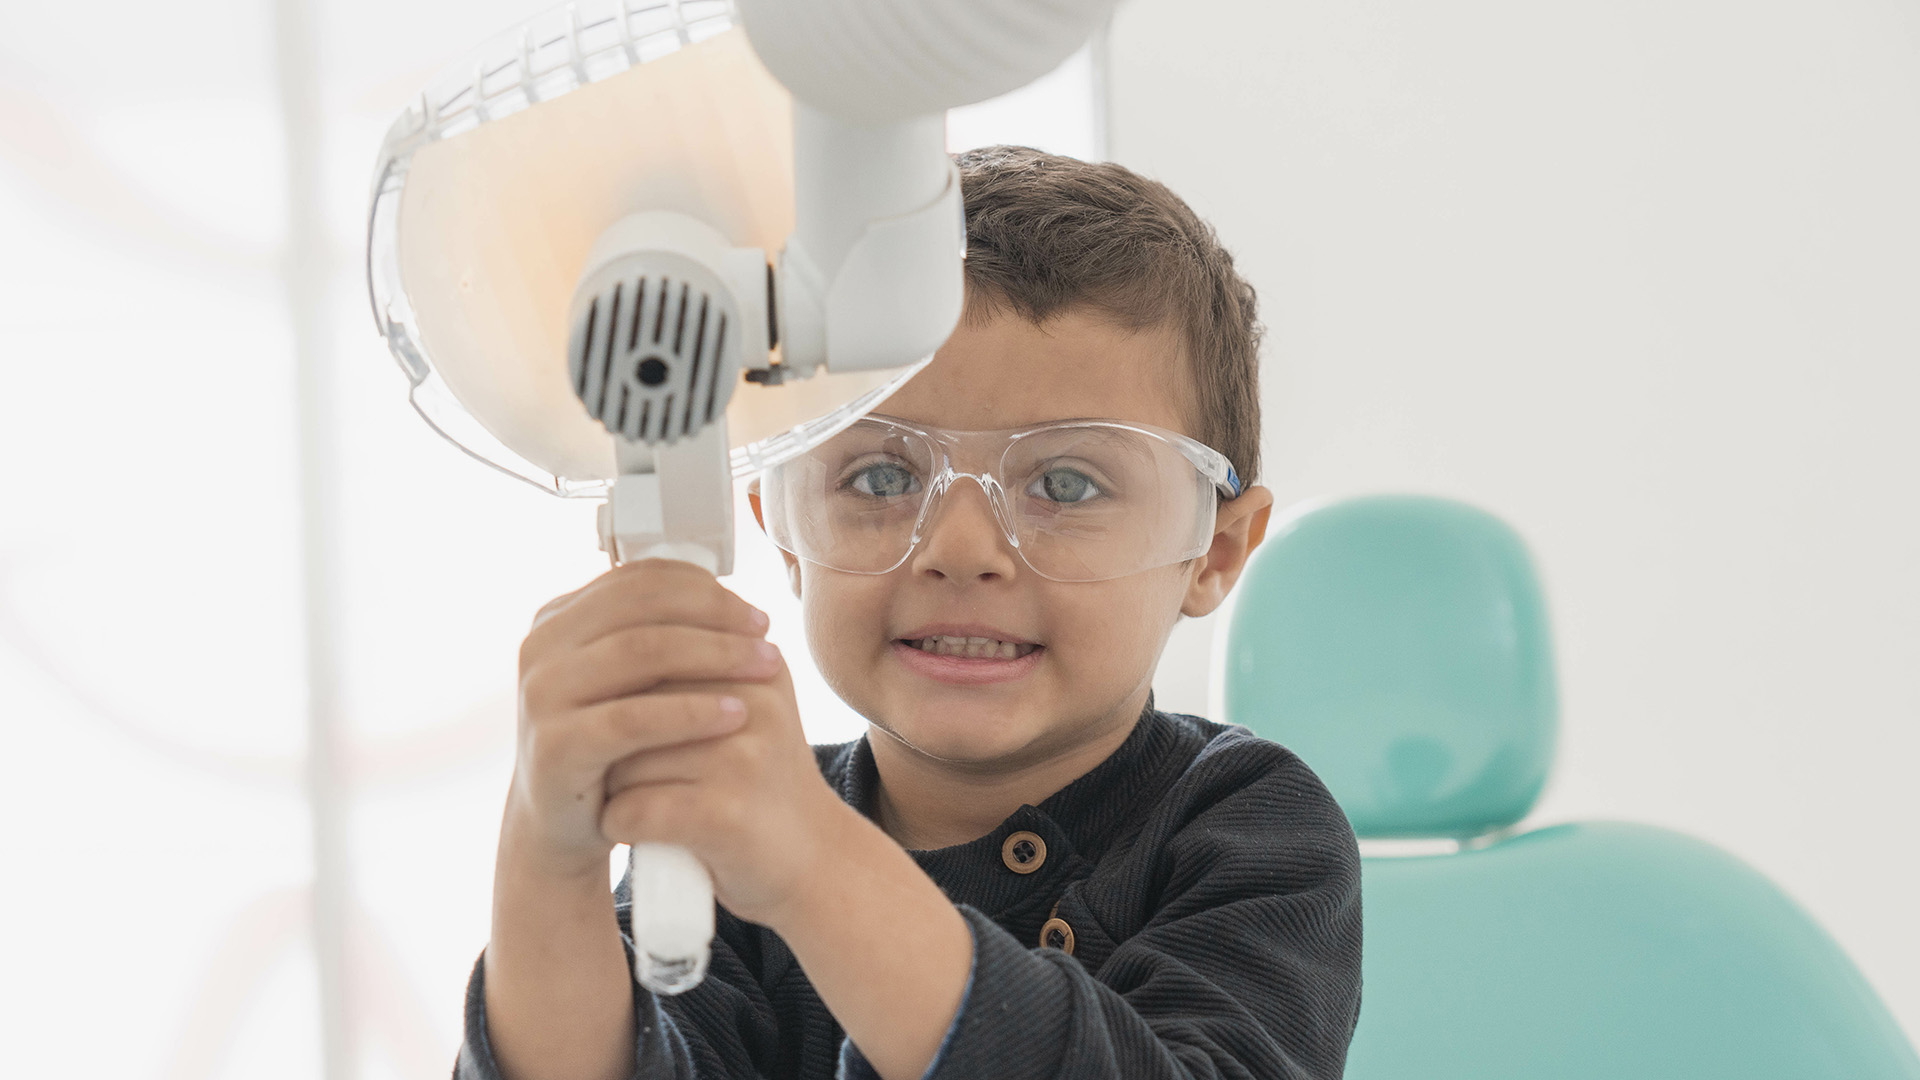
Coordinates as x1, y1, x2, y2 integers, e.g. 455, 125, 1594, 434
846, 461, 922, 499
1029, 467, 1102, 504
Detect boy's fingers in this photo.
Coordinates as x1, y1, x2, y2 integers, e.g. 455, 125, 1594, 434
525, 559, 768, 658
600, 678, 797, 802
550, 626, 782, 708
529, 580, 591, 626
602, 734, 708, 795
574, 692, 748, 765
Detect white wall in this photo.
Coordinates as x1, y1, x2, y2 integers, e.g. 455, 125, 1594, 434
1116, 0, 1920, 1042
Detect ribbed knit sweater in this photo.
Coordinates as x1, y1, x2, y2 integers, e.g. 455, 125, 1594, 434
456, 702, 1364, 1079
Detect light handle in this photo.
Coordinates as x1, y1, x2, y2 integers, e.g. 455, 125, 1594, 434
626, 843, 715, 995
596, 423, 736, 573
595, 421, 735, 993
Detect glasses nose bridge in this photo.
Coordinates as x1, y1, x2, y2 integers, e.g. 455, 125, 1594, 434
918, 466, 1022, 551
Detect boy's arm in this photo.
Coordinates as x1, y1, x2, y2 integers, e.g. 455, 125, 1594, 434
768, 743, 1363, 1080
461, 813, 780, 1080
762, 804, 977, 1080
465, 560, 790, 1080
471, 814, 637, 1080
463, 767, 980, 1080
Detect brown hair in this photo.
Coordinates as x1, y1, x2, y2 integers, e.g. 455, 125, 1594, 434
953, 145, 1263, 487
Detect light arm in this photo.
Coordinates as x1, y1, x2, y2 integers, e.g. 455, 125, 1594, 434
740, 0, 1125, 383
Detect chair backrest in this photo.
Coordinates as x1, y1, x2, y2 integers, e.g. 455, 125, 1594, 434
1224, 495, 1557, 838
1224, 495, 1920, 1079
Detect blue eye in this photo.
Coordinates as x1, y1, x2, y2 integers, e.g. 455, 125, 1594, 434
847, 461, 922, 499
1029, 467, 1102, 504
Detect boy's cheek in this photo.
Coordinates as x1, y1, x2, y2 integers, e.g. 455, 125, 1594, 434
797, 572, 879, 654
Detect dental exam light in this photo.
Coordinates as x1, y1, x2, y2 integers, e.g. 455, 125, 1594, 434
367, 0, 1118, 995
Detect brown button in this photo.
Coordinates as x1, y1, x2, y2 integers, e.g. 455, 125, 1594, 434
1001, 831, 1047, 874
1039, 917, 1075, 954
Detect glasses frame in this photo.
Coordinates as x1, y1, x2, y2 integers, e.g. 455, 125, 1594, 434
758, 413, 1244, 582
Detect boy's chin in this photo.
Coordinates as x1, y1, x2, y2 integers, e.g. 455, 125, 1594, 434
874, 700, 1058, 768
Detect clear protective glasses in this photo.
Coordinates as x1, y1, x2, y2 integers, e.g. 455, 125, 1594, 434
757, 414, 1243, 582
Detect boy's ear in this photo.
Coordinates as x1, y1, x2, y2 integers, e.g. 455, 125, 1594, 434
747, 485, 804, 598
1182, 485, 1275, 618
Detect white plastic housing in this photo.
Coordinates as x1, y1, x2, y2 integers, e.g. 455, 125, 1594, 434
737, 0, 1119, 124
568, 212, 766, 445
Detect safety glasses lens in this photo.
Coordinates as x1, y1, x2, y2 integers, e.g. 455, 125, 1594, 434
761, 420, 1219, 581
761, 420, 932, 574
1002, 426, 1214, 581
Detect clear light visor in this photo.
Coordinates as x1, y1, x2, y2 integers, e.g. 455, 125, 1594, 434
760, 418, 1227, 582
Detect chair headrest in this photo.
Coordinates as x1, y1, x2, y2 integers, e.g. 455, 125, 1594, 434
1224, 496, 1558, 837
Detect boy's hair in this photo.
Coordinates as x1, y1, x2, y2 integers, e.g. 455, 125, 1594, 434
954, 145, 1263, 486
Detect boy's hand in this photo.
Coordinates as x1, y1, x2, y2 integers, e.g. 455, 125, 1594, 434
597, 602, 849, 928
508, 558, 833, 907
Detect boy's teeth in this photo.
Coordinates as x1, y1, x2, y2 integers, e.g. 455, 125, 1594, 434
913, 635, 1036, 660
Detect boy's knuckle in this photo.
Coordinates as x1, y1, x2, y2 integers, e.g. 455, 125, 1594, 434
730, 733, 766, 768
619, 557, 702, 597
609, 785, 672, 839
617, 625, 667, 669
642, 787, 691, 837
605, 693, 644, 728
709, 792, 747, 835
600, 790, 642, 840
679, 694, 715, 729
616, 577, 663, 614
517, 667, 554, 718
713, 590, 754, 625
520, 724, 564, 776
729, 634, 763, 669
620, 695, 676, 741
523, 664, 585, 720
518, 626, 559, 675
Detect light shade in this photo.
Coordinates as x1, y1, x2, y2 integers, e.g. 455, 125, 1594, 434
368, 7, 919, 497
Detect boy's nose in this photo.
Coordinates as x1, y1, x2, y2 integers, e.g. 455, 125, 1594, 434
908, 474, 1022, 583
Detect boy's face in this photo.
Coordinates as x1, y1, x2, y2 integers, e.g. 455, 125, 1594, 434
755, 307, 1272, 772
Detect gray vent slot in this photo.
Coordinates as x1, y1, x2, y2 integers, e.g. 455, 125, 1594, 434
569, 273, 733, 445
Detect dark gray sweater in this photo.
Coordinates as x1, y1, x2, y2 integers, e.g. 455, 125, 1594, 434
457, 703, 1363, 1079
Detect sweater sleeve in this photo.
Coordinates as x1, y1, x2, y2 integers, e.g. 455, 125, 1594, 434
919, 753, 1364, 1080
453, 903, 781, 1079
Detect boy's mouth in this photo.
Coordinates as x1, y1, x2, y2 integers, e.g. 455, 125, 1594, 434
900, 635, 1042, 661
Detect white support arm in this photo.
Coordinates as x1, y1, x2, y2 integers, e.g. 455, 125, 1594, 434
777, 108, 964, 377
741, 0, 1122, 381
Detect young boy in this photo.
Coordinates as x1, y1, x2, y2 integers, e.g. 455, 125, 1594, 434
460, 146, 1363, 1080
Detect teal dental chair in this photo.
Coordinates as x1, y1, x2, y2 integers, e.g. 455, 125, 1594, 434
1223, 496, 1920, 1079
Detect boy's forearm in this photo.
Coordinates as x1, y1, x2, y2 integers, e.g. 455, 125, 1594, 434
485, 814, 637, 1080
766, 804, 974, 1080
